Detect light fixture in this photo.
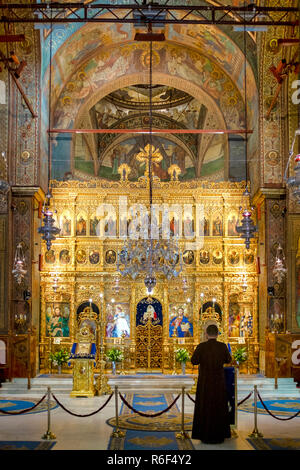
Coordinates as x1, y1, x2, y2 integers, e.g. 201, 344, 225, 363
117, 37, 183, 294
38, 16, 60, 251
284, 129, 300, 202
272, 244, 287, 284
12, 243, 27, 284
235, 18, 257, 249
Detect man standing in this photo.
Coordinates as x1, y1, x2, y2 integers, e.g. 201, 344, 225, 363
191, 324, 232, 444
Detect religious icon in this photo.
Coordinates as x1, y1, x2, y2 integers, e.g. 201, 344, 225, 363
199, 249, 210, 264
89, 250, 100, 265
228, 250, 240, 265
106, 303, 130, 338
227, 213, 238, 236
212, 249, 223, 264
46, 303, 70, 337
228, 299, 240, 338
244, 251, 254, 265
169, 214, 180, 237
136, 298, 163, 326
60, 214, 72, 236
45, 249, 55, 264
59, 249, 70, 265
76, 249, 87, 264
183, 214, 194, 237
240, 308, 253, 337
105, 249, 116, 264
183, 250, 194, 265
199, 217, 209, 236
169, 304, 193, 338
212, 215, 223, 236
90, 215, 100, 236
76, 214, 87, 236
104, 213, 117, 237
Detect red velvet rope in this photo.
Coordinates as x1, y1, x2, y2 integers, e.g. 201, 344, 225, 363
186, 391, 253, 407
257, 391, 300, 421
51, 392, 113, 417
237, 391, 253, 407
0, 394, 47, 415
118, 392, 180, 417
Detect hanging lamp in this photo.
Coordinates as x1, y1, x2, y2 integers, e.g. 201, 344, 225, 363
38, 14, 60, 250
236, 12, 257, 249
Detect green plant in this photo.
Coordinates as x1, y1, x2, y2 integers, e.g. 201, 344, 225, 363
175, 348, 190, 364
233, 347, 247, 365
106, 348, 124, 363
49, 348, 70, 366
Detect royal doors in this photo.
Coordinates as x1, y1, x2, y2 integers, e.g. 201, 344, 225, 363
135, 298, 163, 371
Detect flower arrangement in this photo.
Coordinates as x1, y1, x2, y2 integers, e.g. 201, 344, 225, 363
175, 348, 190, 364
233, 347, 247, 365
106, 348, 124, 363
49, 348, 70, 366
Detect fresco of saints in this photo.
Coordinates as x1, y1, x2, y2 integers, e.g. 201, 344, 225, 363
169, 306, 193, 338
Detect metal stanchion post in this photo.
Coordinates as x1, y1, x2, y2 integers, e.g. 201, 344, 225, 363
42, 386, 56, 440
249, 385, 263, 438
111, 385, 125, 438
176, 387, 189, 440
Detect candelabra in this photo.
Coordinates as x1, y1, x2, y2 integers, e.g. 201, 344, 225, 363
96, 293, 111, 395
14, 312, 27, 333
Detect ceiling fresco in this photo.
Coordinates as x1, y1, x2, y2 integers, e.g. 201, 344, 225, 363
39, 1, 257, 183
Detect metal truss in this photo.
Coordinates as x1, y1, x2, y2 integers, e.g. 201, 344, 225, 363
0, 3, 298, 26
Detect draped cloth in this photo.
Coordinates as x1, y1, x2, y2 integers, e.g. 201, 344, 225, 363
191, 338, 232, 444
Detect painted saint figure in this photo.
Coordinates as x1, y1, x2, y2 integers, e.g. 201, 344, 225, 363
169, 307, 193, 337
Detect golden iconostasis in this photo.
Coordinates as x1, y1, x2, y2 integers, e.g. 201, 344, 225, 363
39, 179, 259, 373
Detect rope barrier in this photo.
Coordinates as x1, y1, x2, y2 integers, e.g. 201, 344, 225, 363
51, 392, 113, 417
257, 391, 300, 421
119, 392, 180, 417
237, 391, 253, 407
0, 394, 47, 415
186, 393, 195, 403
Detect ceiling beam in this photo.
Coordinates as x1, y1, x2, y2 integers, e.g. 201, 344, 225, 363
50, 128, 252, 135
0, 4, 298, 26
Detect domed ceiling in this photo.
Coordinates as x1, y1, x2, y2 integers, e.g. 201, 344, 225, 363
74, 84, 245, 182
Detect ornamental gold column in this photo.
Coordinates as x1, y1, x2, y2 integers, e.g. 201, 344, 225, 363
96, 291, 111, 395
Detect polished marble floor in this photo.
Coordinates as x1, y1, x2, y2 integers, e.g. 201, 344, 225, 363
0, 375, 299, 451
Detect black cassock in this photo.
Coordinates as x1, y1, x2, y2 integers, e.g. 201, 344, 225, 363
191, 338, 232, 443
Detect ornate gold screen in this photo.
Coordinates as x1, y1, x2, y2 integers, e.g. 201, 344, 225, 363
135, 319, 163, 370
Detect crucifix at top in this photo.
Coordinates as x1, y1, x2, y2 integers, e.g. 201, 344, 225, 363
136, 144, 163, 177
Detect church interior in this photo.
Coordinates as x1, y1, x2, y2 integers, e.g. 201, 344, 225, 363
0, 0, 300, 453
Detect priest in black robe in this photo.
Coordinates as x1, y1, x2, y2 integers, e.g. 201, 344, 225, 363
191, 324, 232, 444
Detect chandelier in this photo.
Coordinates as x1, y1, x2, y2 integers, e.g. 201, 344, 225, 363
272, 244, 287, 284
38, 22, 60, 251
12, 243, 27, 284
284, 129, 300, 201
117, 39, 183, 293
